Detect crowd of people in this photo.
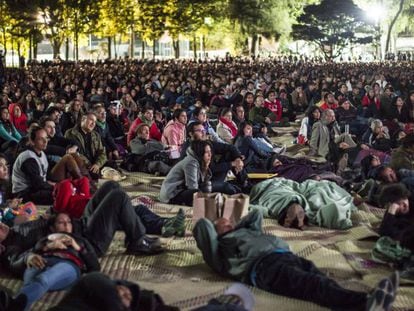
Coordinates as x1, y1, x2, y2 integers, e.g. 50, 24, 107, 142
0, 57, 412, 309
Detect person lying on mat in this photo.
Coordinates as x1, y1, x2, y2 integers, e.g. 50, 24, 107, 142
193, 210, 399, 311
0, 182, 186, 278
48, 272, 252, 311
378, 183, 414, 252
0, 213, 100, 310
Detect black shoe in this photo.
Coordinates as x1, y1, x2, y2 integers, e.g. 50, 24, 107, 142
126, 236, 164, 255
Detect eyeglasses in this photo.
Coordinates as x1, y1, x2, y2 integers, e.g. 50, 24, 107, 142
194, 129, 206, 133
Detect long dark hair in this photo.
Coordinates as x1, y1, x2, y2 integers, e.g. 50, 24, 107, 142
236, 121, 253, 138
190, 140, 212, 165
307, 106, 321, 127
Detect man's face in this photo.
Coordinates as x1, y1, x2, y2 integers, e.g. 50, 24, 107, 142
82, 115, 97, 133
394, 198, 410, 214
44, 121, 56, 138
143, 110, 153, 121
236, 107, 244, 119
116, 285, 132, 308
324, 111, 335, 124
191, 125, 206, 140
327, 94, 335, 104
381, 167, 398, 183
32, 129, 49, 151
214, 218, 234, 235
53, 213, 73, 233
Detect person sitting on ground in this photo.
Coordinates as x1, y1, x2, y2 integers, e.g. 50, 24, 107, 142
0, 213, 100, 310
309, 109, 353, 174
361, 119, 392, 153
234, 121, 270, 172
264, 89, 282, 123
12, 126, 55, 204
193, 210, 399, 311
94, 105, 121, 161
60, 99, 84, 135
8, 104, 27, 135
217, 108, 238, 144
248, 94, 275, 129
160, 140, 213, 206
378, 183, 414, 252
181, 122, 248, 194
161, 108, 187, 157
127, 105, 162, 145
106, 102, 127, 148
297, 106, 321, 144
188, 107, 226, 144
64, 112, 107, 179
390, 133, 414, 171
127, 124, 171, 175
0, 106, 21, 153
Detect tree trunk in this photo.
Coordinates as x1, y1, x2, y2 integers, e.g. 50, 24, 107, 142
52, 38, 61, 59
153, 39, 156, 60
173, 39, 179, 59
74, 11, 79, 61
250, 34, 258, 56
114, 35, 117, 59
2, 28, 7, 56
65, 37, 69, 60
193, 34, 197, 60
386, 0, 405, 53
141, 40, 145, 59
29, 32, 33, 60
107, 36, 112, 59
11, 36, 14, 67
34, 40, 38, 60
130, 29, 134, 58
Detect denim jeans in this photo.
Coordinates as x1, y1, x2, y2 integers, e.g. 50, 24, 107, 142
19, 257, 80, 310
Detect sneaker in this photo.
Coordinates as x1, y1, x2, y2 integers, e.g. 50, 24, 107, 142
216, 283, 255, 311
273, 145, 286, 155
366, 272, 399, 311
126, 236, 164, 255
162, 208, 186, 237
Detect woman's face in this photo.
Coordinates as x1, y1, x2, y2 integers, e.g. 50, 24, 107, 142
13, 106, 21, 117
1, 109, 9, 121
312, 109, 321, 119
255, 96, 264, 107
203, 145, 212, 164
246, 94, 254, 104
396, 97, 404, 107
138, 126, 150, 140
368, 90, 374, 97
223, 111, 232, 122
243, 125, 253, 136
197, 110, 207, 123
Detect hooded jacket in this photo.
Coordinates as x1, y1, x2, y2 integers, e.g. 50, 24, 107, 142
159, 148, 211, 203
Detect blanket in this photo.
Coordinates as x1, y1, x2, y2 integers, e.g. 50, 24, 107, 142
249, 178, 355, 229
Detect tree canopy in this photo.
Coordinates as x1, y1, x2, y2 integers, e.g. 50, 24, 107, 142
292, 0, 375, 60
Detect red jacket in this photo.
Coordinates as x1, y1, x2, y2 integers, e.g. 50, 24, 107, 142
127, 118, 162, 145
264, 99, 282, 121
53, 177, 91, 218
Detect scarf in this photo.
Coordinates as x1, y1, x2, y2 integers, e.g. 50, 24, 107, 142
96, 120, 106, 130
219, 117, 238, 138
